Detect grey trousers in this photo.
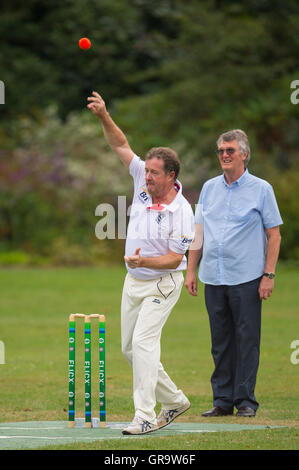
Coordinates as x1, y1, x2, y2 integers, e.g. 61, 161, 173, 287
205, 277, 262, 411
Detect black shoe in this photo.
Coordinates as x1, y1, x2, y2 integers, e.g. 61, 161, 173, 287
236, 406, 256, 417
202, 406, 234, 417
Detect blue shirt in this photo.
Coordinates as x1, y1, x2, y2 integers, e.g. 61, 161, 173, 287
195, 169, 283, 286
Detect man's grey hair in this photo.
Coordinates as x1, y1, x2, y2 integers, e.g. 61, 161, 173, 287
217, 129, 251, 167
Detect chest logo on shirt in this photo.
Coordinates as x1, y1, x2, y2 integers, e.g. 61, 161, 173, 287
138, 187, 150, 204
156, 213, 166, 225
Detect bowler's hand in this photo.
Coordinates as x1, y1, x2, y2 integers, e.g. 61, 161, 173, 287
124, 248, 142, 269
87, 91, 107, 118
184, 272, 198, 296
258, 276, 274, 300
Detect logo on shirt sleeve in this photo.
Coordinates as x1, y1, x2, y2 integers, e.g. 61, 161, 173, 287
180, 235, 193, 247
138, 187, 150, 204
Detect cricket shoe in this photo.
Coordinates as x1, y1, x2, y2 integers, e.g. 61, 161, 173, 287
122, 416, 158, 435
157, 399, 191, 430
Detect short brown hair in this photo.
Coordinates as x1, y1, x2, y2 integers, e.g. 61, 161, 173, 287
145, 147, 180, 180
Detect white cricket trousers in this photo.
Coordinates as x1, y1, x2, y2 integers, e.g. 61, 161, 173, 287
121, 271, 188, 424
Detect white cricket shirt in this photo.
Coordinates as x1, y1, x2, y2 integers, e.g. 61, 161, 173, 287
125, 154, 195, 280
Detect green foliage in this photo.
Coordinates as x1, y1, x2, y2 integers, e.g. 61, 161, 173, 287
1, 1, 299, 260
0, 0, 179, 124
114, 1, 299, 175
0, 250, 31, 265
270, 168, 299, 260
0, 108, 130, 260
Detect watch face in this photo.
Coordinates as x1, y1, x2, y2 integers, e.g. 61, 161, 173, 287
264, 273, 275, 279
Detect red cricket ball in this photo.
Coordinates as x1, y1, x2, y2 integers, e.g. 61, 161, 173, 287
79, 37, 91, 50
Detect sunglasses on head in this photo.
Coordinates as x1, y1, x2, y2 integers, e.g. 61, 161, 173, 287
216, 147, 237, 156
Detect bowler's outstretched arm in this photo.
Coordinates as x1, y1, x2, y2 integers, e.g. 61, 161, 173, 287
87, 91, 134, 168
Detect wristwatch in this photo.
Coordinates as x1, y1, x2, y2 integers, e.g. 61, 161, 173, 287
263, 272, 275, 279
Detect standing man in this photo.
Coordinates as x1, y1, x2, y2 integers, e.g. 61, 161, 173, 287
88, 92, 194, 434
185, 129, 282, 417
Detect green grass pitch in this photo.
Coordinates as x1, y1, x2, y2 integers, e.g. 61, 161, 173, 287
0, 264, 298, 450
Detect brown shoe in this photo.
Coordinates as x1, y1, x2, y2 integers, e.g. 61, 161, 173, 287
202, 406, 234, 417
236, 406, 256, 417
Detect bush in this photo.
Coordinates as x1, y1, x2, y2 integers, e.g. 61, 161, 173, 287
0, 108, 131, 262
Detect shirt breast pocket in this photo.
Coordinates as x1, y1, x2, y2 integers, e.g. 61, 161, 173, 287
232, 199, 259, 224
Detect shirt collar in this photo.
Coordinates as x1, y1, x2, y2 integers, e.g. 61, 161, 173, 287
222, 169, 249, 188
154, 179, 182, 213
